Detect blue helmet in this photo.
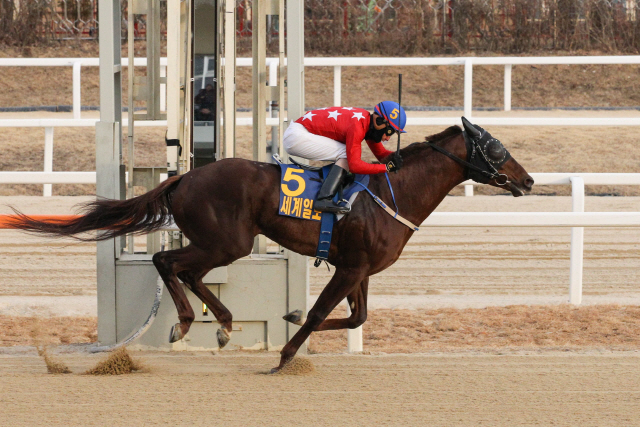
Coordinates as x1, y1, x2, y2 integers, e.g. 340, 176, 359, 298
374, 101, 407, 133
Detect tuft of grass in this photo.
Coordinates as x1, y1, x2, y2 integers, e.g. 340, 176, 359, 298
84, 347, 145, 375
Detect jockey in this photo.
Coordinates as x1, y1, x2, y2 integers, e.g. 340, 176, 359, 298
283, 101, 407, 213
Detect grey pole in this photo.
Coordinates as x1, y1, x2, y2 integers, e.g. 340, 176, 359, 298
96, 0, 123, 345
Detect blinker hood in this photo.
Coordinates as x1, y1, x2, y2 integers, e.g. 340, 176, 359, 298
461, 117, 511, 184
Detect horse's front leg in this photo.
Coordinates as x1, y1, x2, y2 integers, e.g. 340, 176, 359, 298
284, 278, 369, 331
273, 267, 366, 373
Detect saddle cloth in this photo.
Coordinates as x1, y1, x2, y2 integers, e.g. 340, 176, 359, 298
278, 163, 369, 221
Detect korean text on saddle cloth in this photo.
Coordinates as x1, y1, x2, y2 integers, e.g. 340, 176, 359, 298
278, 163, 370, 221
278, 165, 324, 221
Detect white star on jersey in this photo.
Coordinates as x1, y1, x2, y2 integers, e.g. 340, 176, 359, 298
327, 110, 342, 121
352, 111, 365, 121
341, 107, 354, 111
301, 111, 315, 121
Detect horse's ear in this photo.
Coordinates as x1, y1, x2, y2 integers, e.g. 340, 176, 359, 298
461, 117, 481, 138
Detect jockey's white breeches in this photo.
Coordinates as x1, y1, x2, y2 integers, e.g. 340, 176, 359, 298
283, 122, 347, 162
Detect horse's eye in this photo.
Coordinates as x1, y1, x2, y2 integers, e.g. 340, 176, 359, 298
486, 139, 506, 161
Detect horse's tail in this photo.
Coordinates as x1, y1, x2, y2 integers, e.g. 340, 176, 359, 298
7, 175, 184, 241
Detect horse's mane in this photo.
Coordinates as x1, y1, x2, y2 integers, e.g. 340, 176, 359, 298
398, 125, 463, 159
425, 125, 463, 143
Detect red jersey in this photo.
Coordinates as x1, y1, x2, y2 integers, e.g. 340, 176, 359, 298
294, 107, 393, 174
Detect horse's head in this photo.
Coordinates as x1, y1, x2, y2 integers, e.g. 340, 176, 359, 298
460, 117, 534, 197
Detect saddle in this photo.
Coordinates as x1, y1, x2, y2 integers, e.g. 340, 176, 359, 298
276, 155, 358, 199
288, 156, 324, 172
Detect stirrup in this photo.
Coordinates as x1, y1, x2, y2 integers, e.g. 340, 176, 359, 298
338, 199, 352, 213
314, 198, 351, 214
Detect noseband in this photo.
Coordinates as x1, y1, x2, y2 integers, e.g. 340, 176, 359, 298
427, 123, 512, 185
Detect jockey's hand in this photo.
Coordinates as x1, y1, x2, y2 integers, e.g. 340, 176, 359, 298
386, 153, 403, 173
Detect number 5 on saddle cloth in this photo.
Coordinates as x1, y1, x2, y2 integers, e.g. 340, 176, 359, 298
275, 158, 370, 266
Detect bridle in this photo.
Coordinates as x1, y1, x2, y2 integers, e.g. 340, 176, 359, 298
426, 122, 511, 186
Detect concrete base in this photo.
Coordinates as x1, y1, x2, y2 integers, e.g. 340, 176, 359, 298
103, 254, 307, 352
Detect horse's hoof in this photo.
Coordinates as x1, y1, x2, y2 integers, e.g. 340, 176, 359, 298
169, 323, 183, 343
269, 367, 280, 374
283, 309, 305, 326
217, 327, 231, 348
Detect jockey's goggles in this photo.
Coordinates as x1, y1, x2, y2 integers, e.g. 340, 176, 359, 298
384, 125, 398, 136
375, 115, 398, 136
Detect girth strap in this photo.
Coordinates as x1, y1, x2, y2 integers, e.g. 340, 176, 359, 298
314, 211, 336, 263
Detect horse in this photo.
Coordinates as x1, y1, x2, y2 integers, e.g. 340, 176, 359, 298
8, 118, 533, 372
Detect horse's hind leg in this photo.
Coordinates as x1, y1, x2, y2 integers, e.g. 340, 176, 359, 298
283, 278, 369, 331
152, 248, 196, 342
153, 245, 235, 344
177, 268, 233, 348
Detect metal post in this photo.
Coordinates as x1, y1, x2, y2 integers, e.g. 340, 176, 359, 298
277, 0, 285, 159
252, 0, 267, 254
333, 65, 341, 107
127, 0, 135, 254
222, 0, 236, 159
160, 65, 166, 113
569, 176, 585, 305
96, 0, 123, 346
43, 127, 53, 196
287, 0, 305, 125
269, 59, 278, 159
464, 59, 473, 118
252, 0, 267, 164
166, 0, 181, 172
72, 61, 82, 119
504, 64, 512, 112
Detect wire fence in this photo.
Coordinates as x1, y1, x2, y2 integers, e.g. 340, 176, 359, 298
1, 0, 639, 54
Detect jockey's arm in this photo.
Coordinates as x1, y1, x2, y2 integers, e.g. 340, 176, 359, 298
345, 131, 387, 175
365, 139, 394, 162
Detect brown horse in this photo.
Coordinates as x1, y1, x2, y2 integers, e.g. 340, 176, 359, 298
8, 118, 533, 372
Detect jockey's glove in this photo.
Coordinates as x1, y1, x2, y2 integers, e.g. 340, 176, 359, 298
386, 152, 403, 173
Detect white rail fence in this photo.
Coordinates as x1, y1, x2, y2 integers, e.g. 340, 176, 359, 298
2, 55, 640, 193
1, 170, 638, 308
2, 55, 640, 125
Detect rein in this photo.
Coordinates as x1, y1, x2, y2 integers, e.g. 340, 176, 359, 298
353, 175, 419, 231
427, 134, 509, 186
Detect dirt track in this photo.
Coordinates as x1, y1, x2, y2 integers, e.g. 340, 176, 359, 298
1, 351, 639, 426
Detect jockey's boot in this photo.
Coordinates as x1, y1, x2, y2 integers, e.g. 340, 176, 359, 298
313, 164, 350, 214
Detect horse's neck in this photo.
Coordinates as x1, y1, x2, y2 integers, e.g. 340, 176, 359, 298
394, 136, 467, 224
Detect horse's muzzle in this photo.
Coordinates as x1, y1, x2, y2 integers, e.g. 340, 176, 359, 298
509, 175, 534, 197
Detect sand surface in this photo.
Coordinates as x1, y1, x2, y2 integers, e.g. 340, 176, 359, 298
1, 350, 639, 426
